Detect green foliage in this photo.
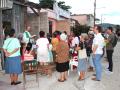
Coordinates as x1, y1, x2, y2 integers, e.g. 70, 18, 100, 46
115, 25, 120, 35
39, 0, 56, 9
71, 24, 90, 36
58, 1, 71, 11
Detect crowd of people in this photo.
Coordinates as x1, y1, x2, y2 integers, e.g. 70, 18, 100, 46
1, 25, 118, 85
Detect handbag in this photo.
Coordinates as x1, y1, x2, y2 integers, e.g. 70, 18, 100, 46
78, 49, 87, 59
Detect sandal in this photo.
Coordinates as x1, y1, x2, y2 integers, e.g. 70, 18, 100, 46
58, 79, 65, 82
92, 78, 100, 81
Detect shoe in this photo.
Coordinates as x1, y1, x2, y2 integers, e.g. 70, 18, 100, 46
105, 71, 113, 75
58, 79, 65, 82
88, 67, 94, 72
14, 81, 22, 85
92, 74, 96, 76
105, 68, 109, 71
92, 78, 100, 81
78, 78, 84, 81
11, 82, 15, 85
78, 77, 84, 81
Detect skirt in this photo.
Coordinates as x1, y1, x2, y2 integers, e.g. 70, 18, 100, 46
37, 51, 49, 62
5, 56, 22, 74
56, 61, 69, 72
77, 58, 87, 72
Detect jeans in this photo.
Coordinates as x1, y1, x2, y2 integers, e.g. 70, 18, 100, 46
106, 50, 114, 72
93, 54, 102, 80
88, 53, 94, 67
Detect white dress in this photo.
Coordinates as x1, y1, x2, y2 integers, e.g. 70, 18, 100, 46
36, 38, 49, 62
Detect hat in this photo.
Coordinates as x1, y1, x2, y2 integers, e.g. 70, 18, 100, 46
60, 33, 67, 41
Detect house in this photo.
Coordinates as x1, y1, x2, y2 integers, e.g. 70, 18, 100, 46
71, 14, 94, 27
0, 0, 42, 69
27, 2, 71, 35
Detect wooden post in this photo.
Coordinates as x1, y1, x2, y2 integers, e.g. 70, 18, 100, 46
0, 9, 4, 70
94, 0, 96, 26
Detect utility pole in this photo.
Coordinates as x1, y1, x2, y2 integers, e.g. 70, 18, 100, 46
94, 0, 96, 26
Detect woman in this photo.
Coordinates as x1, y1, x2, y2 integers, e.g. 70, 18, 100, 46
56, 33, 69, 82
51, 32, 59, 62
76, 35, 87, 80
2, 29, 22, 85
36, 31, 49, 65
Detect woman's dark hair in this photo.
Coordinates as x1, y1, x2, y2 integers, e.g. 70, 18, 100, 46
52, 32, 57, 38
26, 42, 32, 51
107, 27, 113, 32
9, 29, 15, 37
95, 25, 102, 33
63, 31, 67, 35
47, 33, 52, 43
39, 31, 45, 37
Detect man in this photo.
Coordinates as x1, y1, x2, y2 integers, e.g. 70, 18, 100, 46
23, 26, 36, 44
106, 27, 115, 73
92, 25, 105, 81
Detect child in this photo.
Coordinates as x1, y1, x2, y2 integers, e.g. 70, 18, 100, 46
76, 35, 87, 80
21, 43, 34, 62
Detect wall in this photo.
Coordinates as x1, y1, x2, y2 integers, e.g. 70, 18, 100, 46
27, 13, 39, 36
71, 15, 88, 25
48, 18, 57, 33
27, 12, 49, 37
71, 14, 94, 27
12, 4, 25, 35
39, 12, 49, 34
56, 19, 71, 35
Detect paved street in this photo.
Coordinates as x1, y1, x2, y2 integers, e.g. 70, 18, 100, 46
0, 42, 120, 90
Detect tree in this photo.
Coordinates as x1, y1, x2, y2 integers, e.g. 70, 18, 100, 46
71, 24, 90, 36
39, 0, 56, 9
115, 25, 120, 36
58, 1, 71, 11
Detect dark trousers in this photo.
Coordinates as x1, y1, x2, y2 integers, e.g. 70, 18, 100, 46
52, 51, 56, 62
106, 50, 114, 72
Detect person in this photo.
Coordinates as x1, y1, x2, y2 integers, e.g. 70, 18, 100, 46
86, 33, 94, 72
56, 33, 69, 82
92, 25, 105, 81
23, 26, 36, 44
51, 32, 59, 62
105, 27, 115, 73
76, 35, 87, 80
36, 31, 49, 65
2, 29, 22, 85
48, 39, 53, 63
21, 42, 34, 62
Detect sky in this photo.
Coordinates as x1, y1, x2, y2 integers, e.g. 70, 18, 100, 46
29, 0, 120, 25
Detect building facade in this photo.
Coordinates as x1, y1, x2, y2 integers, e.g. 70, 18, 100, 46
27, 2, 71, 35
71, 14, 94, 27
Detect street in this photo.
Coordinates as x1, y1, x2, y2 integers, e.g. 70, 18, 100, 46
0, 42, 120, 90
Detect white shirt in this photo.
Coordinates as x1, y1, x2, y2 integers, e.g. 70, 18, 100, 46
71, 36, 79, 47
92, 33, 105, 54
36, 38, 49, 53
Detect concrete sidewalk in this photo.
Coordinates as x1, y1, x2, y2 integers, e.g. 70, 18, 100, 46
0, 42, 120, 90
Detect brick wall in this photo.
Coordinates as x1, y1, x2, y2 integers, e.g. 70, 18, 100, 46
56, 19, 71, 35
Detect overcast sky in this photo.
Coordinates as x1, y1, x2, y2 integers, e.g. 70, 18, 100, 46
29, 0, 120, 25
